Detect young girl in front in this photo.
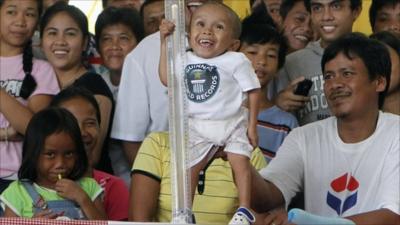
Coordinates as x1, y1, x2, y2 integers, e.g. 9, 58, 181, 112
0, 107, 106, 220
0, 0, 59, 194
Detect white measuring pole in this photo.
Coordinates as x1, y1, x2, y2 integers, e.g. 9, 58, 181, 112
164, 1, 193, 223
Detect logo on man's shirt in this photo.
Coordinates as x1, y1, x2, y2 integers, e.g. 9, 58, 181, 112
185, 63, 219, 103
326, 173, 359, 215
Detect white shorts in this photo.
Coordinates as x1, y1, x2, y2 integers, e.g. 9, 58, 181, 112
188, 108, 253, 167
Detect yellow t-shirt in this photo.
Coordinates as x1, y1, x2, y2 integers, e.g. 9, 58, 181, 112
132, 132, 267, 225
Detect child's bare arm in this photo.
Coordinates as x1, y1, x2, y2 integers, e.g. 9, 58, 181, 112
55, 179, 107, 220
159, 19, 176, 87
247, 88, 260, 148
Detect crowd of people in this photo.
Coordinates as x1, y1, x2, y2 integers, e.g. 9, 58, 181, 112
0, 0, 399, 224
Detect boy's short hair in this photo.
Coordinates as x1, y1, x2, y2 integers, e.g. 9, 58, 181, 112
192, 1, 242, 39
369, 0, 400, 29
370, 31, 400, 56
280, 0, 305, 20
95, 6, 145, 50
304, 0, 362, 12
240, 23, 288, 69
50, 86, 102, 124
321, 33, 391, 109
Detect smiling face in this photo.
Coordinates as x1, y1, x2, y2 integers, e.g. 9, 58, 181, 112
282, 1, 313, 53
36, 131, 77, 189
240, 42, 279, 87
0, 0, 39, 55
189, 3, 239, 59
373, 3, 400, 38
323, 52, 385, 119
58, 97, 99, 167
41, 11, 87, 72
310, 0, 360, 48
99, 23, 137, 73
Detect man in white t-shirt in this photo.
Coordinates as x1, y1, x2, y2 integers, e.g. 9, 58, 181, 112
251, 33, 399, 224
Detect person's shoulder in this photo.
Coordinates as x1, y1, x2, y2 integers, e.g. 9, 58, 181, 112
93, 170, 127, 189
379, 111, 400, 131
145, 132, 170, 146
127, 31, 160, 58
286, 41, 322, 62
293, 116, 334, 134
32, 58, 54, 73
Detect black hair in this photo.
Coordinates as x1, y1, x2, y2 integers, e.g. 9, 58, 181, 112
50, 86, 101, 124
0, 0, 43, 99
139, 0, 162, 18
18, 107, 88, 181
102, 0, 107, 8
369, 0, 400, 30
370, 31, 400, 56
304, 0, 362, 12
280, 0, 305, 20
244, 1, 276, 28
321, 33, 391, 109
95, 6, 144, 50
240, 23, 288, 69
39, 2, 89, 63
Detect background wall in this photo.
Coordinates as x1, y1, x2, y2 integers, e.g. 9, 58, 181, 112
71, 0, 372, 35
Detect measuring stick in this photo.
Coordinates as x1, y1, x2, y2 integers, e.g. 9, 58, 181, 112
165, 1, 193, 223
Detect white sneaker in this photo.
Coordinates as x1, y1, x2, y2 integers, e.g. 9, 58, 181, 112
229, 207, 256, 225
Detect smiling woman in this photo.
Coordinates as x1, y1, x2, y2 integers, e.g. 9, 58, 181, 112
40, 1, 115, 175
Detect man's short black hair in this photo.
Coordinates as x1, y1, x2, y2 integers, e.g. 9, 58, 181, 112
304, 0, 362, 12
369, 0, 400, 30
95, 6, 145, 50
321, 33, 391, 109
370, 31, 400, 57
280, 0, 305, 20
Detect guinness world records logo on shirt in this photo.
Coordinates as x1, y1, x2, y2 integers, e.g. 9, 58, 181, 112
184, 63, 219, 103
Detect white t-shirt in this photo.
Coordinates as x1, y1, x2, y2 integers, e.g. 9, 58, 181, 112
186, 51, 260, 120
111, 32, 168, 142
260, 112, 400, 217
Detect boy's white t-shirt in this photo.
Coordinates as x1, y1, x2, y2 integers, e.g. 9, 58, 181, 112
0, 55, 59, 179
185, 51, 260, 120
260, 112, 400, 217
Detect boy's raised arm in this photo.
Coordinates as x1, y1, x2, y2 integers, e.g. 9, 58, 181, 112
159, 19, 176, 87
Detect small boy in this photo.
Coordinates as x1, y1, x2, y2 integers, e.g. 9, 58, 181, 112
159, 1, 260, 224
239, 22, 298, 162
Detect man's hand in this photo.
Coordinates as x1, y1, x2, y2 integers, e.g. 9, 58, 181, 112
276, 76, 311, 112
256, 208, 293, 225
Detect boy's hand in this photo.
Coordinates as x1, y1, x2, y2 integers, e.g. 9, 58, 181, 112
159, 19, 175, 42
248, 126, 258, 148
276, 76, 310, 112
55, 179, 89, 206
